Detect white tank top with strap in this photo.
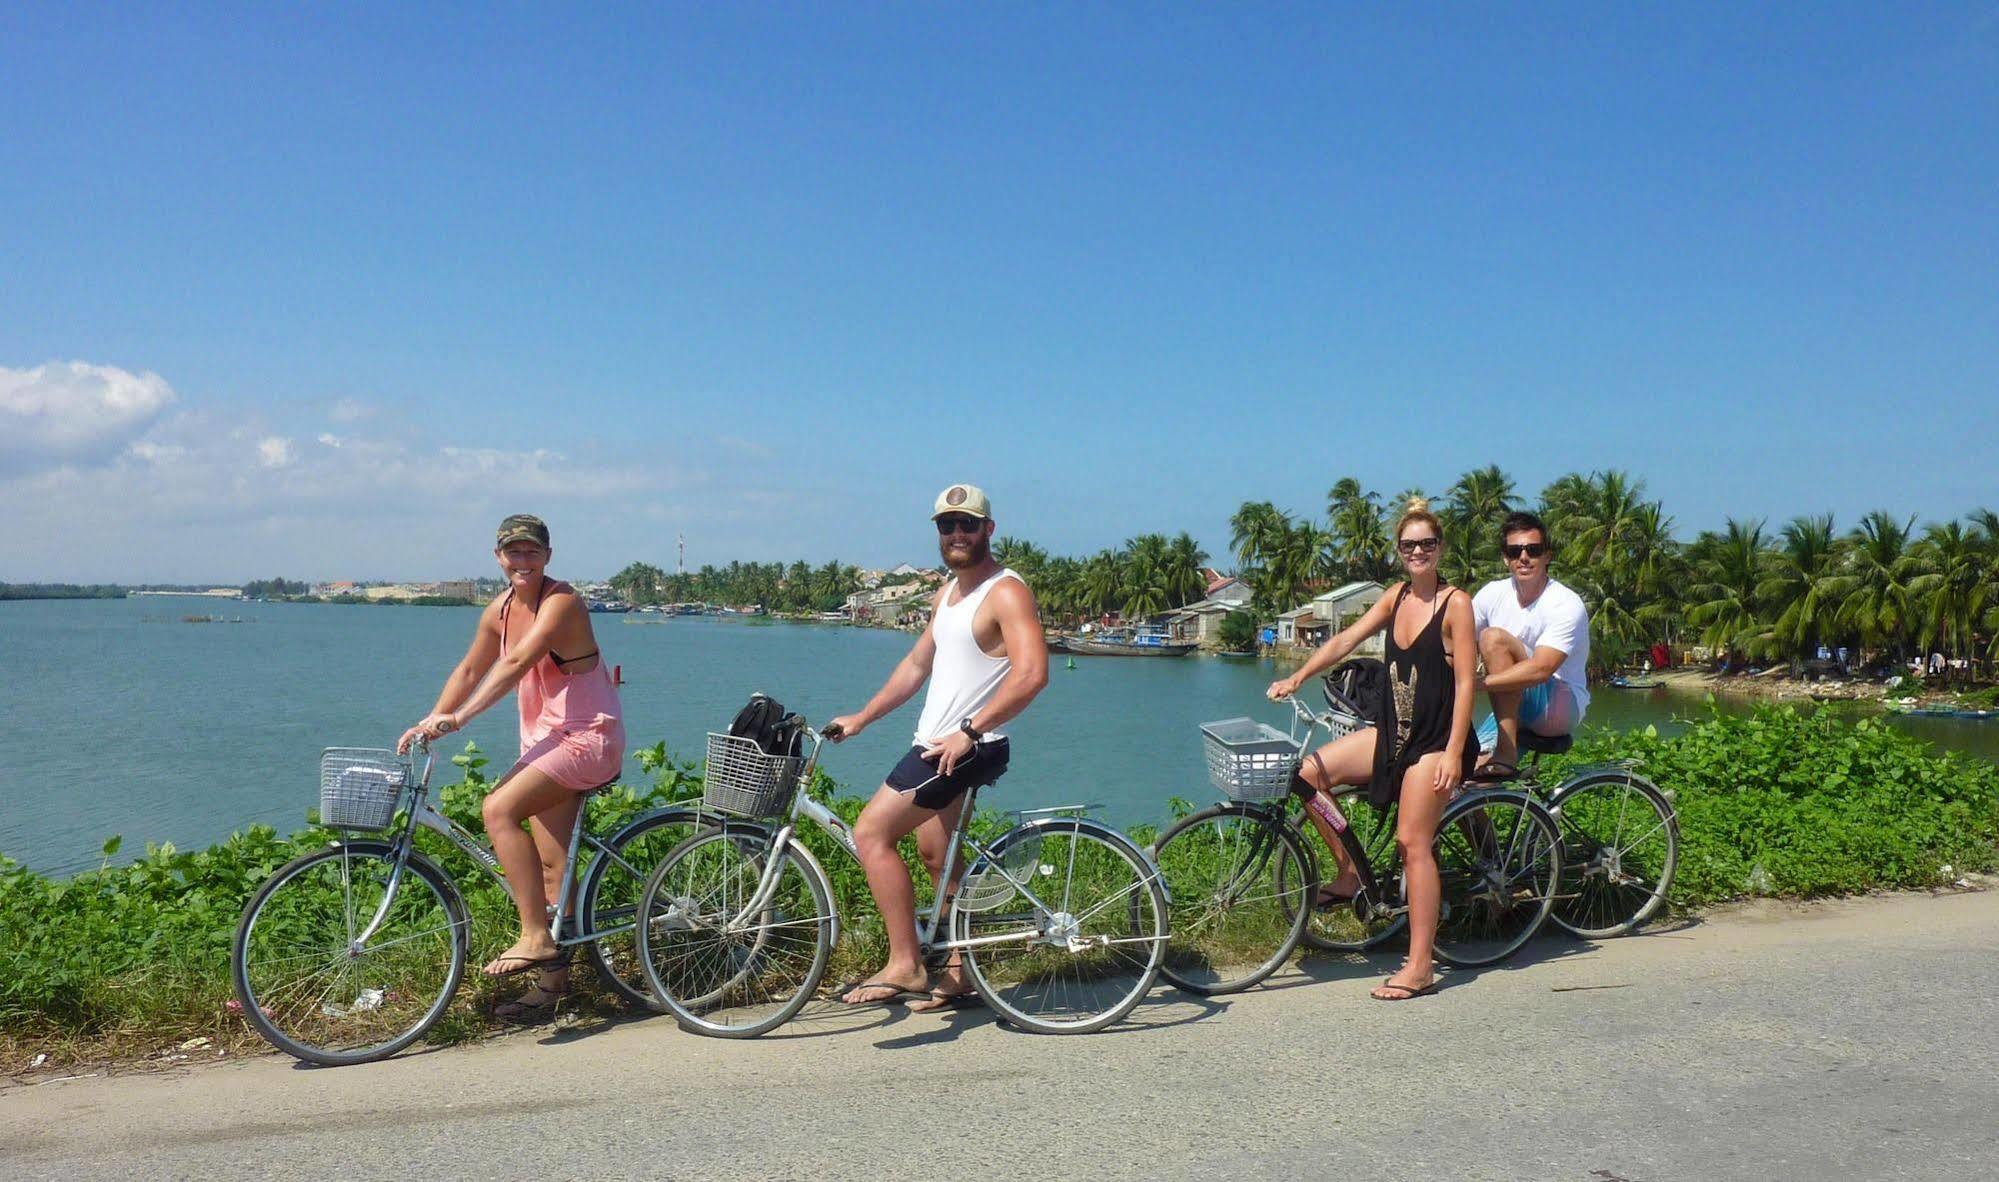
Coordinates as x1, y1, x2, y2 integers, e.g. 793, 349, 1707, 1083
914, 568, 1023, 745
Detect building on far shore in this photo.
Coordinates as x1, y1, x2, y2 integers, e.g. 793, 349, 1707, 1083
1162, 575, 1255, 649
1276, 581, 1385, 653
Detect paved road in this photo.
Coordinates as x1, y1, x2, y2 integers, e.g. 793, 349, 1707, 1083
6, 890, 1998, 1181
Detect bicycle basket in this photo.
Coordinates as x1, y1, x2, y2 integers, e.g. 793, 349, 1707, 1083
702, 732, 805, 818
957, 833, 1043, 912
1200, 718, 1303, 803
319, 749, 413, 831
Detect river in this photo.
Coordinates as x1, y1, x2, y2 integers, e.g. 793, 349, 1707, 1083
5, 597, 1995, 876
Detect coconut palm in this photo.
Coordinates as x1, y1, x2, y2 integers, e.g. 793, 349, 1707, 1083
1326, 479, 1392, 582
1756, 515, 1845, 663
1685, 519, 1770, 660
1834, 511, 1921, 662
1165, 531, 1210, 607
1909, 521, 1990, 675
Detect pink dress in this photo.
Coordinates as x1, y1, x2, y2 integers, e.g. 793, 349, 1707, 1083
498, 582, 626, 791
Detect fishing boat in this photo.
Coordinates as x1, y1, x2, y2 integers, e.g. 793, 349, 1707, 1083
1607, 675, 1663, 689
1062, 629, 1197, 658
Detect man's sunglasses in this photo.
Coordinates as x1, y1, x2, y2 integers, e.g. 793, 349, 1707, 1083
936, 515, 985, 536
1396, 537, 1441, 555
1503, 543, 1550, 560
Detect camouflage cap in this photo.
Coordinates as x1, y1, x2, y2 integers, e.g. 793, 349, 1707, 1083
495, 514, 550, 548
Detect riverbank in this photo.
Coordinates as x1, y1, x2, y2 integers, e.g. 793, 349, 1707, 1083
5, 703, 1996, 1075
1649, 667, 1889, 703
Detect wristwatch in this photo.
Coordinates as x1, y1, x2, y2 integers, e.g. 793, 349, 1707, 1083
959, 718, 984, 743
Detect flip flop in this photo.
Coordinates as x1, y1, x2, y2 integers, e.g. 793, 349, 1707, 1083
1470, 760, 1519, 782
834, 978, 929, 1007
483, 953, 567, 978
909, 988, 984, 1013
1371, 977, 1438, 1001
1313, 885, 1359, 910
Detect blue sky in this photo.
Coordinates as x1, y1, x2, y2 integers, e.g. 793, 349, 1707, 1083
4, 4, 1994, 582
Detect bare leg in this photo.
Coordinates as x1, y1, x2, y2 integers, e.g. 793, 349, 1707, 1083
1293, 728, 1379, 898
523, 795, 583, 994
1374, 753, 1450, 1000
842, 785, 939, 1003
1479, 627, 1531, 770
908, 793, 975, 1010
480, 766, 578, 974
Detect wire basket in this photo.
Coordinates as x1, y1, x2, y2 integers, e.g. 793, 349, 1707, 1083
319, 749, 413, 831
702, 733, 805, 818
1200, 718, 1305, 803
958, 833, 1043, 912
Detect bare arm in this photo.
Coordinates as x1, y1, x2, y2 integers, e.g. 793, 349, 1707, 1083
448, 591, 581, 726
1436, 592, 1478, 794
1481, 646, 1566, 692
1266, 586, 1401, 699
826, 587, 945, 739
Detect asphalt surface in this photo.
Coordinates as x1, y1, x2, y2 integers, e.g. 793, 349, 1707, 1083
6, 890, 1998, 1181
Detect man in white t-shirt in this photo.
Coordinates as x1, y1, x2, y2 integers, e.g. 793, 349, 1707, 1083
1471, 510, 1591, 777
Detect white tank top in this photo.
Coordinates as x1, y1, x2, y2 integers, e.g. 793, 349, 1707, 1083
914, 568, 1022, 745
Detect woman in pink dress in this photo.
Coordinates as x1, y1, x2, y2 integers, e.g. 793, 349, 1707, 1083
400, 514, 625, 1011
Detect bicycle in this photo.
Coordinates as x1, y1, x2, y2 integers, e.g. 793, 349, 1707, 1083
635, 716, 1169, 1037
1473, 730, 1680, 939
1151, 689, 1564, 995
230, 740, 713, 1065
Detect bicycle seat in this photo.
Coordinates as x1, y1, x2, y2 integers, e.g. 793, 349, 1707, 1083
1519, 732, 1574, 757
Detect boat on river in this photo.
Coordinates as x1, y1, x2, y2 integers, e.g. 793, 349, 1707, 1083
1608, 675, 1663, 689
1063, 629, 1197, 657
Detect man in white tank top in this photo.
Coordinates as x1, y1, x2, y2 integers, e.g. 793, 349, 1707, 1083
826, 484, 1050, 1011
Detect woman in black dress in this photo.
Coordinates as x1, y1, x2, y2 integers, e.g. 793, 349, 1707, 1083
1267, 499, 1479, 999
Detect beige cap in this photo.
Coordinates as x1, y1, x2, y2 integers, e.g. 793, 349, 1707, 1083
931, 483, 992, 520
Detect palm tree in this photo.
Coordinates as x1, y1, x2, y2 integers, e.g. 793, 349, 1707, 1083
1442, 464, 1517, 585
1685, 518, 1769, 661
1757, 515, 1845, 663
1909, 521, 1990, 677
1326, 479, 1391, 582
1834, 511, 1920, 663
1165, 531, 1209, 607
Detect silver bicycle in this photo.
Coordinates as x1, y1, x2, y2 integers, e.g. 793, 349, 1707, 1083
636, 717, 1169, 1037
230, 740, 711, 1065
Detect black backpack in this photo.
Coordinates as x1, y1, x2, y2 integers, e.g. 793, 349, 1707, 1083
1323, 658, 1389, 728
729, 693, 805, 759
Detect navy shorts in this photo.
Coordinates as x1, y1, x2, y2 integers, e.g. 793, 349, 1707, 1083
884, 738, 1012, 810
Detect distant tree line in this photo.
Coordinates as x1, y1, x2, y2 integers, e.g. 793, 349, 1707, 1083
0, 583, 129, 600
607, 561, 866, 613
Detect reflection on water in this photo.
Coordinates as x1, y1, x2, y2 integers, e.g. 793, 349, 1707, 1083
3, 598, 1993, 874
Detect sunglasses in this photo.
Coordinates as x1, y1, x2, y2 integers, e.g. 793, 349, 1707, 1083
1503, 543, 1550, 560
936, 515, 985, 536
1396, 537, 1441, 555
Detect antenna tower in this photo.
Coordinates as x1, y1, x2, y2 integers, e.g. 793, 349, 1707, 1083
677, 533, 685, 576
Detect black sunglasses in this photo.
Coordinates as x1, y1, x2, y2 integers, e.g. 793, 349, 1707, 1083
1396, 536, 1440, 555
936, 515, 985, 536
1503, 542, 1550, 560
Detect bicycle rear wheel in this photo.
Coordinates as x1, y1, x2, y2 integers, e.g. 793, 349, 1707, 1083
636, 825, 834, 1038
1548, 772, 1679, 938
1284, 790, 1407, 953
956, 819, 1166, 1034
231, 842, 467, 1066
1151, 804, 1309, 995
1432, 791, 1562, 967
578, 806, 710, 1007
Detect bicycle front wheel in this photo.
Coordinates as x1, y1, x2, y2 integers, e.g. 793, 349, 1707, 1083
1548, 772, 1679, 939
957, 819, 1166, 1034
1151, 804, 1309, 995
636, 825, 834, 1038
579, 806, 711, 1008
1432, 791, 1562, 967
231, 842, 467, 1066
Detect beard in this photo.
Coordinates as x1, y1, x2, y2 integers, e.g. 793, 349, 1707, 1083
939, 531, 991, 571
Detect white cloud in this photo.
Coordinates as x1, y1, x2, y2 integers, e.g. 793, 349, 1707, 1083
256, 436, 297, 468
316, 433, 343, 448
328, 398, 375, 424
0, 362, 176, 474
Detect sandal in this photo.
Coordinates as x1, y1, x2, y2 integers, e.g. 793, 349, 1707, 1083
1470, 760, 1519, 782
494, 981, 570, 1023
1313, 884, 1359, 910
909, 988, 984, 1013
483, 952, 566, 978
835, 976, 929, 1006
1370, 976, 1438, 1001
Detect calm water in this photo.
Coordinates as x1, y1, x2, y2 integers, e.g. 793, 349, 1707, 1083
5, 598, 1995, 875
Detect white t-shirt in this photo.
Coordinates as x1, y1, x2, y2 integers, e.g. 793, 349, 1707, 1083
1472, 577, 1591, 716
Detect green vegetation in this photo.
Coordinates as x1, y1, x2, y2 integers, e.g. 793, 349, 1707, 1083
990, 532, 1210, 625
240, 577, 308, 599
5, 706, 1996, 1067
608, 560, 864, 613
0, 583, 130, 601
1218, 609, 1259, 653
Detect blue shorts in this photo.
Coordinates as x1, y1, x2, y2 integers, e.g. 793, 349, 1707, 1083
884, 738, 1011, 810
1475, 681, 1584, 751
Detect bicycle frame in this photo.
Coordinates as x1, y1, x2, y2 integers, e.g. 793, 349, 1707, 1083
718, 725, 1145, 959
349, 739, 676, 953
